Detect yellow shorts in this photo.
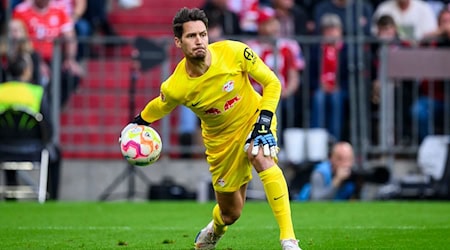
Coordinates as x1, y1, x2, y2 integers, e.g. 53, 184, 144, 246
206, 115, 278, 193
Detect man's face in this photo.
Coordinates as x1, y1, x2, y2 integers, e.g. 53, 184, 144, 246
34, 0, 50, 9
440, 12, 450, 30
9, 20, 26, 40
323, 26, 342, 40
396, 0, 410, 5
331, 146, 354, 172
273, 0, 294, 10
175, 21, 209, 61
258, 18, 280, 37
377, 25, 397, 41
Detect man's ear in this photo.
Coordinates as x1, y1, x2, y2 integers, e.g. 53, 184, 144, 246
174, 37, 181, 48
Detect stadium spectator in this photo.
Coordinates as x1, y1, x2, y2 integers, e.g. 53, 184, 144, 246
83, 0, 121, 40
294, 0, 325, 33
0, 54, 61, 200
313, 0, 374, 36
296, 141, 356, 201
246, 6, 305, 131
310, 13, 348, 141
228, 0, 260, 35
124, 7, 302, 250
207, 14, 226, 42
411, 6, 450, 142
13, 0, 84, 106
372, 0, 438, 40
423, 3, 450, 40
53, 0, 91, 61
271, 0, 309, 36
0, 18, 42, 85
369, 15, 410, 143
201, 0, 242, 37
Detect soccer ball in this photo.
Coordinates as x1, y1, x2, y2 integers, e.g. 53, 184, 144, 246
119, 124, 162, 167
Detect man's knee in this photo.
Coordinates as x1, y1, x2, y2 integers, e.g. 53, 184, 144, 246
221, 210, 241, 225
247, 147, 275, 172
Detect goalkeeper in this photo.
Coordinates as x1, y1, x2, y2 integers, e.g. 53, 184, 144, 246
126, 7, 301, 250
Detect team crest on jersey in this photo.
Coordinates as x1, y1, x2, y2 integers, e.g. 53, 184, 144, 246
217, 178, 226, 187
222, 80, 234, 92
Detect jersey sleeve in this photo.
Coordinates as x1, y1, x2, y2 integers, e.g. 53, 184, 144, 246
140, 81, 178, 123
240, 42, 281, 113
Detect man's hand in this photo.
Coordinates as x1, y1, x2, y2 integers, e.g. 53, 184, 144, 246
131, 113, 150, 126
332, 166, 352, 187
245, 110, 278, 157
119, 114, 150, 142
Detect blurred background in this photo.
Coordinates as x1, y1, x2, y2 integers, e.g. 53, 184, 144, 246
0, 0, 449, 203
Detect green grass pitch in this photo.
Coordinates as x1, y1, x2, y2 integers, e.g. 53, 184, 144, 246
0, 201, 449, 249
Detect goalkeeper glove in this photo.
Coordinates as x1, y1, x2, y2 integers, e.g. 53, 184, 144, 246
131, 113, 150, 126
119, 114, 150, 142
245, 110, 278, 157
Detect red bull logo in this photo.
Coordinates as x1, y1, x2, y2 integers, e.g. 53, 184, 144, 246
204, 108, 221, 115
224, 96, 241, 111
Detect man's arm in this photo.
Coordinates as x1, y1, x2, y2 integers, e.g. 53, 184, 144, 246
136, 82, 178, 124
282, 68, 300, 99
73, 0, 87, 22
241, 43, 281, 156
62, 29, 77, 61
62, 29, 84, 76
139, 95, 177, 123
247, 55, 282, 113
310, 171, 338, 200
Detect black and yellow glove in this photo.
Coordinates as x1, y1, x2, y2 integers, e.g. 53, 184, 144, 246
245, 110, 278, 157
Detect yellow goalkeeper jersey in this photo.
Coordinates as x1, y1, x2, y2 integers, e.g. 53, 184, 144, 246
140, 40, 281, 167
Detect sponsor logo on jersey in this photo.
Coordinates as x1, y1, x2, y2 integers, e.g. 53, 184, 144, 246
224, 96, 241, 111
204, 107, 221, 115
222, 80, 234, 92
244, 47, 257, 64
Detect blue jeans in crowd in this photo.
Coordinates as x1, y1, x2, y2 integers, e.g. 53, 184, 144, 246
311, 89, 344, 141
411, 96, 444, 142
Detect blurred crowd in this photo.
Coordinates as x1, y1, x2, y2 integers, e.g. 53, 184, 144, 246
179, 0, 450, 152
0, 0, 449, 200
1, 0, 448, 146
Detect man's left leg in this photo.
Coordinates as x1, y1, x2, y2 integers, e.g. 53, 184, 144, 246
250, 149, 301, 250
259, 165, 295, 239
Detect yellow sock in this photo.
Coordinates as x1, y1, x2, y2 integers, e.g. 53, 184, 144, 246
212, 204, 228, 235
259, 165, 296, 240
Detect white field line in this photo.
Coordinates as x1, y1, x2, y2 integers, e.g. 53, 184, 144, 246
6, 225, 450, 231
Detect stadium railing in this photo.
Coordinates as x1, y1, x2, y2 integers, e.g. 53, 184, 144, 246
38, 35, 449, 176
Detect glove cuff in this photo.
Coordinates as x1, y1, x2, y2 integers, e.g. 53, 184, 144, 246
132, 114, 150, 126
258, 110, 273, 128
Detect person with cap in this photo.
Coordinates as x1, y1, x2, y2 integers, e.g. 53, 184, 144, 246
309, 13, 349, 141
247, 6, 305, 132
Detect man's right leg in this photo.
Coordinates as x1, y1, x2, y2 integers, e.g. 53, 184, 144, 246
194, 185, 247, 250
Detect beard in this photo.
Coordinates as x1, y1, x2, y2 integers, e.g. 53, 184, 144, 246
190, 50, 206, 61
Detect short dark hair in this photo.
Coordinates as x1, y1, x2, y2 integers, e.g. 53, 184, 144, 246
7, 55, 28, 79
377, 15, 396, 28
172, 7, 208, 38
